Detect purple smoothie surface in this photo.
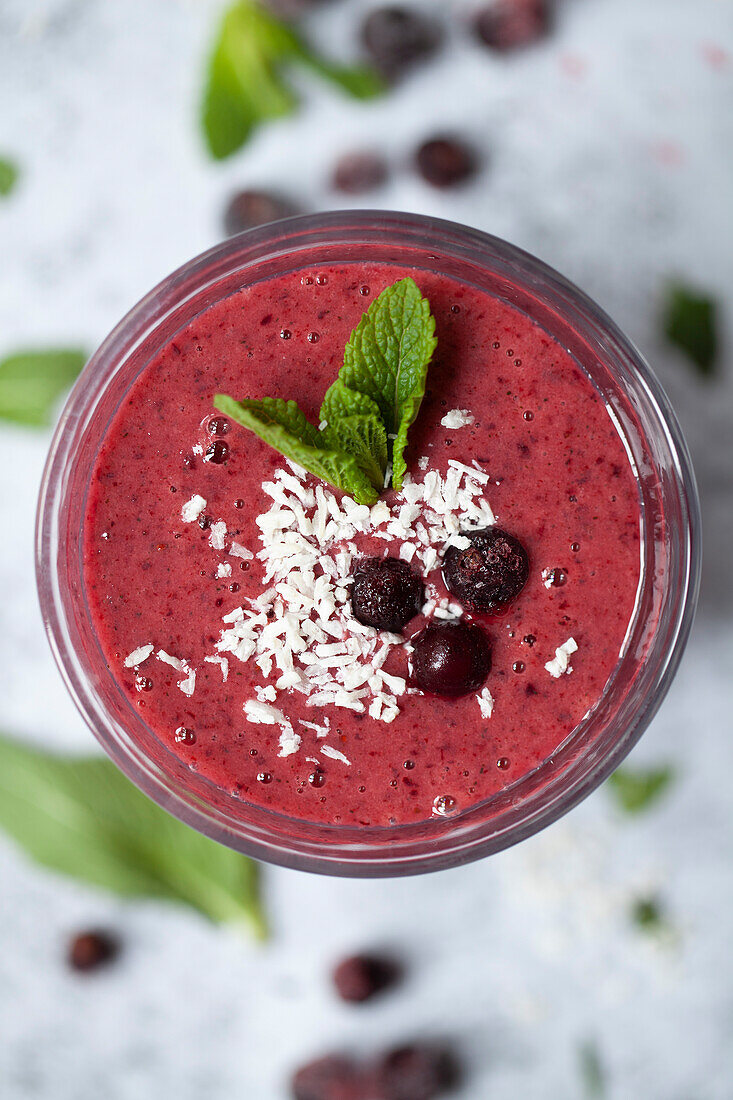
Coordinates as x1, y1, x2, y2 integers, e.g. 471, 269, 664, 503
83, 262, 641, 827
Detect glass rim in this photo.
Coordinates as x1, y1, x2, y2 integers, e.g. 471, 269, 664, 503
36, 210, 702, 877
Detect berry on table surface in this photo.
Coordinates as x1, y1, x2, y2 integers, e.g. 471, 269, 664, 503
67, 929, 120, 973
374, 1042, 462, 1100
360, 6, 442, 78
331, 152, 389, 194
473, 0, 552, 53
332, 953, 402, 1003
291, 1055, 366, 1100
223, 189, 302, 237
414, 136, 479, 188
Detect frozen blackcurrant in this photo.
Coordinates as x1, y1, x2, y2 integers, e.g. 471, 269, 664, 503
291, 1055, 363, 1100
374, 1043, 461, 1100
67, 930, 120, 973
223, 189, 302, 237
360, 6, 442, 78
415, 136, 478, 188
443, 528, 529, 612
331, 151, 389, 194
332, 953, 401, 1004
409, 621, 491, 696
473, 0, 551, 53
351, 557, 423, 633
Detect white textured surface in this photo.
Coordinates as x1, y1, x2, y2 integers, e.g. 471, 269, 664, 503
1, 1, 732, 1097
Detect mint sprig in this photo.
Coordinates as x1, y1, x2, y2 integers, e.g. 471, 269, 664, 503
215, 277, 437, 503
202, 1, 383, 160
0, 734, 267, 937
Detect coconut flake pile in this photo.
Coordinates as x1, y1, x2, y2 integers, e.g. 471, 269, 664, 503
214, 460, 497, 725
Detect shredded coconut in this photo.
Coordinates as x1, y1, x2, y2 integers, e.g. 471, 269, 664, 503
320, 744, 351, 766
441, 409, 474, 429
230, 541, 253, 560
181, 495, 207, 523
545, 637, 578, 678
476, 687, 495, 718
124, 644, 154, 668
204, 654, 229, 682
209, 521, 227, 551
197, 459, 497, 743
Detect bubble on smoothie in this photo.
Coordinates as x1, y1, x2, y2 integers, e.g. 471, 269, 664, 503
432, 794, 458, 816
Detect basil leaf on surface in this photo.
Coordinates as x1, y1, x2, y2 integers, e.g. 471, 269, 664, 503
662, 281, 718, 377
0, 156, 19, 197
0, 734, 267, 938
607, 764, 675, 814
202, 0, 382, 159
0, 349, 87, 426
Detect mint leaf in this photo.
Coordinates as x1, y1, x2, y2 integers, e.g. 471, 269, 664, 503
578, 1041, 606, 1098
214, 394, 379, 505
0, 734, 267, 937
607, 764, 675, 814
662, 281, 718, 377
336, 277, 437, 490
0, 157, 19, 197
320, 381, 388, 489
202, 1, 382, 160
631, 895, 667, 935
0, 349, 87, 427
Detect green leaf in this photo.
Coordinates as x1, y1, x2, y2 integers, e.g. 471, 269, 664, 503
578, 1040, 606, 1098
320, 381, 388, 489
0, 349, 87, 427
0, 157, 19, 197
201, 1, 383, 160
662, 281, 719, 377
214, 394, 379, 505
607, 764, 675, 814
336, 277, 437, 489
0, 734, 267, 938
630, 895, 666, 934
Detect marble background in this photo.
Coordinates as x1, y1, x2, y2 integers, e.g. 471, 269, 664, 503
0, 0, 731, 1096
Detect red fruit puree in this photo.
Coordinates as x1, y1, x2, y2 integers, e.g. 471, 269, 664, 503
83, 263, 641, 827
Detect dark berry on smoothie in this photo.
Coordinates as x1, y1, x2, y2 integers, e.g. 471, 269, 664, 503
332, 152, 389, 194
473, 0, 551, 53
332, 953, 401, 1004
443, 528, 529, 612
361, 6, 442, 78
67, 929, 120, 973
374, 1042, 461, 1100
415, 136, 478, 188
223, 189, 302, 237
410, 621, 491, 697
351, 557, 423, 632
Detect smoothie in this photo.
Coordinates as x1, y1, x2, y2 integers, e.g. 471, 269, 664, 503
83, 262, 641, 828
